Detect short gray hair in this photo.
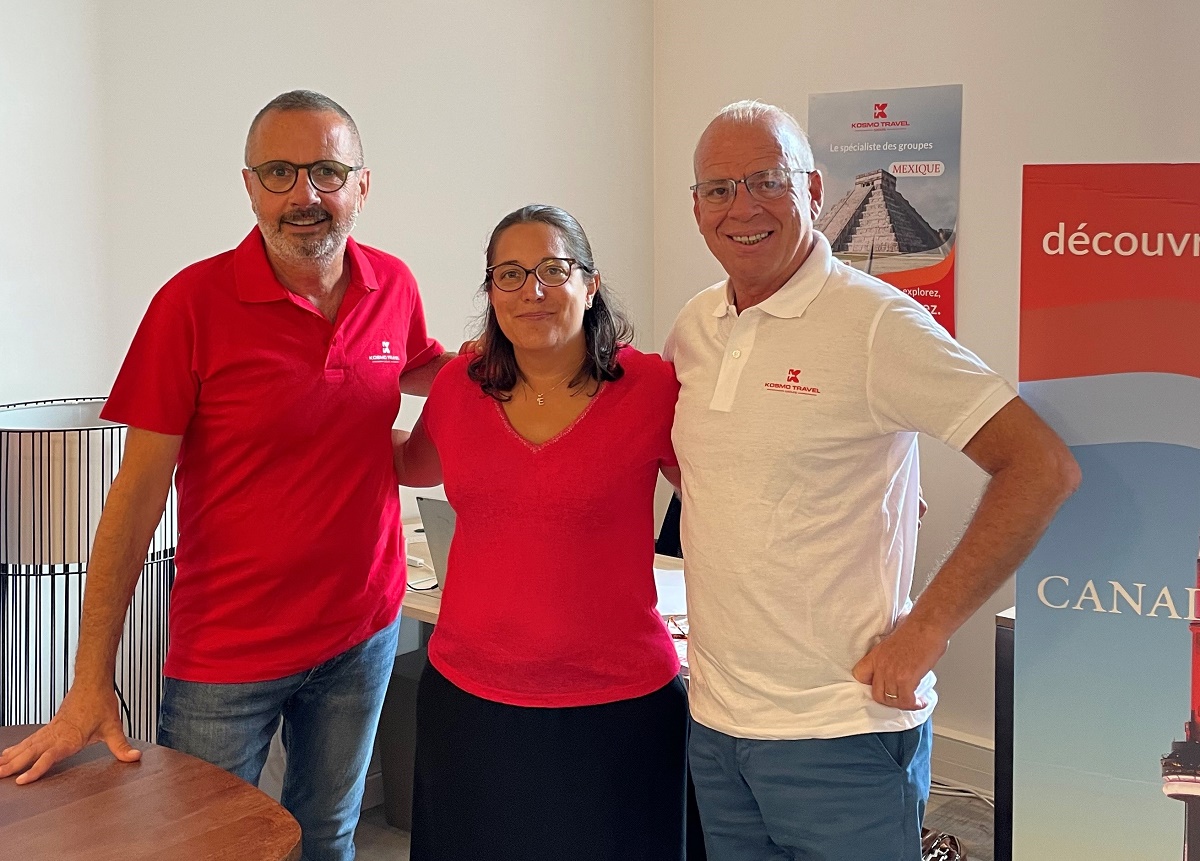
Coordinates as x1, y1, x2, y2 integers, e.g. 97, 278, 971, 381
244, 90, 364, 165
695, 99, 814, 175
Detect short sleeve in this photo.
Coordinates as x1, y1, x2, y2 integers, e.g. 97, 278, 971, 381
420, 354, 468, 447
662, 318, 679, 363
866, 299, 1016, 451
101, 287, 199, 435
643, 353, 680, 468
400, 275, 444, 374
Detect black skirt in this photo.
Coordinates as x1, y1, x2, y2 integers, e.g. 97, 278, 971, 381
411, 661, 688, 861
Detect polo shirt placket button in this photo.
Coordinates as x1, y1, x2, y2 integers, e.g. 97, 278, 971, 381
327, 333, 345, 373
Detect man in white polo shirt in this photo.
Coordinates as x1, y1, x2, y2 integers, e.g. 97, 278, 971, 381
665, 100, 1080, 860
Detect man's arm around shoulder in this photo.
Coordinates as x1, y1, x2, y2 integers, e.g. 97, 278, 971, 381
0, 428, 181, 784
852, 397, 1081, 709
399, 351, 455, 397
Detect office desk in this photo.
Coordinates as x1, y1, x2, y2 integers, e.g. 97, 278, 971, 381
400, 532, 444, 618
0, 724, 300, 861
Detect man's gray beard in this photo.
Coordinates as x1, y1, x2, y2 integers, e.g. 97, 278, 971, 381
259, 209, 358, 267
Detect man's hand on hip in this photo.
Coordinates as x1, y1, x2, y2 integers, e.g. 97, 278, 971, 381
851, 616, 947, 711
0, 683, 140, 784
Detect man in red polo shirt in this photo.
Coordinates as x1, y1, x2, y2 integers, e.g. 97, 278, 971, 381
0, 90, 448, 861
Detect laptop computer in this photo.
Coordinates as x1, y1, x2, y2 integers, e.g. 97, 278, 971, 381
415, 496, 456, 589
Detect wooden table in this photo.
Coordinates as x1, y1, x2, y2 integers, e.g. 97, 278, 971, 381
0, 725, 301, 861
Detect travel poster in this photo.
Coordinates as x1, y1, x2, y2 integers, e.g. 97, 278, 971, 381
1014, 163, 1200, 859
808, 84, 962, 335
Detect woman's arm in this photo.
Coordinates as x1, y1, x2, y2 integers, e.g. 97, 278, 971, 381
392, 417, 444, 487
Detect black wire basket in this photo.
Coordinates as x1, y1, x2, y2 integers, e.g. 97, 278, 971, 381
0, 398, 176, 741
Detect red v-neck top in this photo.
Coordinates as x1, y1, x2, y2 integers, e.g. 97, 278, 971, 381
421, 348, 681, 706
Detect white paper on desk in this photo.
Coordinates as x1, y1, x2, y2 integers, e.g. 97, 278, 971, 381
654, 567, 687, 616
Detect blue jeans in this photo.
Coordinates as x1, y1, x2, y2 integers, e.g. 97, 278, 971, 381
158, 617, 401, 861
689, 718, 931, 861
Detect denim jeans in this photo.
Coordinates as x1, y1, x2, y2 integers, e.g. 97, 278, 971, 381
158, 617, 401, 861
689, 717, 931, 861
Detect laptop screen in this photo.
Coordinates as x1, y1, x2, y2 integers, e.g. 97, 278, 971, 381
415, 496, 456, 589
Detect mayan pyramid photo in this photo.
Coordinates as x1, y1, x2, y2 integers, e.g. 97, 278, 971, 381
816, 169, 947, 255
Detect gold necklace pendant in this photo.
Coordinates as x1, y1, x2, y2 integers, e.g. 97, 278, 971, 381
524, 369, 575, 406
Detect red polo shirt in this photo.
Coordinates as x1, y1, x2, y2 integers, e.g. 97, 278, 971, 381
102, 228, 442, 682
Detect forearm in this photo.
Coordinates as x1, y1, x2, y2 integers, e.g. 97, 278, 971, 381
72, 429, 180, 687
72, 471, 174, 686
852, 399, 1079, 708
391, 429, 416, 484
391, 425, 443, 487
907, 453, 1078, 640
399, 351, 455, 396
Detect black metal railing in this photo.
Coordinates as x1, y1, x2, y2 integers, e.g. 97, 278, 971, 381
1, 397, 176, 741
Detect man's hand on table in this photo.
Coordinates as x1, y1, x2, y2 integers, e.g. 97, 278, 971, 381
0, 683, 141, 784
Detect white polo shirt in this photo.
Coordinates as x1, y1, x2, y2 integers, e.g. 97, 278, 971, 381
665, 232, 1016, 739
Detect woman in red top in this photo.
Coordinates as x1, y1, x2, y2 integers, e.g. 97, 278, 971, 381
393, 205, 686, 860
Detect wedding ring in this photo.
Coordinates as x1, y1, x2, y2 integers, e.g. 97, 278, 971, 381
884, 693, 899, 699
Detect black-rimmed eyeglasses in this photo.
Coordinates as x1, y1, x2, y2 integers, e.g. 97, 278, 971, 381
247, 160, 364, 194
691, 167, 814, 207
486, 258, 582, 292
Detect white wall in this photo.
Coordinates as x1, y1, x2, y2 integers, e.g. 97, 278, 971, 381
4, 0, 653, 514
0, 1, 108, 403
653, 0, 1200, 749
89, 0, 654, 363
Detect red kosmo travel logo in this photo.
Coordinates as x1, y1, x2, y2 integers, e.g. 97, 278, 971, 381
765, 368, 820, 396
853, 101, 909, 131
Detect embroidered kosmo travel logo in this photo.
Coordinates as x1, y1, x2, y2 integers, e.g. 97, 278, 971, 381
764, 368, 820, 396
368, 339, 401, 363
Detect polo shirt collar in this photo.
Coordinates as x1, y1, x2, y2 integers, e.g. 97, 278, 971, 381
234, 227, 378, 303
710, 231, 834, 320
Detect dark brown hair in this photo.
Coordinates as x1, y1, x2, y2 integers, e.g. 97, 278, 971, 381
468, 205, 633, 401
